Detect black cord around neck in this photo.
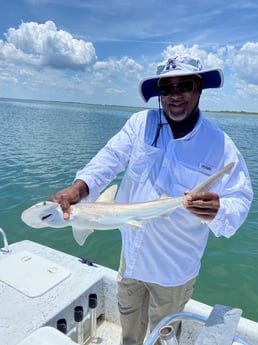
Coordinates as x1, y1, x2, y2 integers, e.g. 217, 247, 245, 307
151, 96, 169, 147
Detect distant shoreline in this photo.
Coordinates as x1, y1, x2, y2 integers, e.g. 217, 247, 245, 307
203, 110, 258, 115
0, 97, 257, 115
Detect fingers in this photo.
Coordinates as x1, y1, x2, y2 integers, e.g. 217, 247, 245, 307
58, 195, 72, 220
184, 192, 220, 221
49, 192, 70, 219
49, 181, 88, 220
49, 186, 81, 219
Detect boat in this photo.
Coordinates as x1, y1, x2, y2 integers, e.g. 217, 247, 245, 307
1, 227, 258, 345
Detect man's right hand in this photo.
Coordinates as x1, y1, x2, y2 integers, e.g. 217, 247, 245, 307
49, 180, 89, 219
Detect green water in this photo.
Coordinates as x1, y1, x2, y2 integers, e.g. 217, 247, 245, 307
0, 99, 257, 321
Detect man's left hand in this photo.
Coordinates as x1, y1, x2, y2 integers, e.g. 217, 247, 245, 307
183, 192, 220, 221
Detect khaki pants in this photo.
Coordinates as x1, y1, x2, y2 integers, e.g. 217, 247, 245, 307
117, 256, 196, 345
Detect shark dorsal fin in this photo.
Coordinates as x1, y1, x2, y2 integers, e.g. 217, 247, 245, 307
96, 184, 118, 203
159, 192, 168, 199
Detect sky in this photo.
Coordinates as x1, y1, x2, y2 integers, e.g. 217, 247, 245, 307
0, 0, 258, 112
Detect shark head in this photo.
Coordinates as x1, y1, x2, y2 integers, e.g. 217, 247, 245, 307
21, 201, 66, 229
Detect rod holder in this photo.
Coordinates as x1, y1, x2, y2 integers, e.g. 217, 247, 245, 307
89, 293, 97, 338
74, 306, 84, 345
57, 318, 67, 334
159, 325, 179, 345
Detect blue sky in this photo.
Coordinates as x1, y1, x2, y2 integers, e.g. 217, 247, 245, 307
0, 0, 258, 112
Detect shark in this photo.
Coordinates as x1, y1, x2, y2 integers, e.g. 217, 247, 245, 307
21, 162, 234, 245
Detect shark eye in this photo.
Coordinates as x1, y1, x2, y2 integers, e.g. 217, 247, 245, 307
41, 213, 52, 220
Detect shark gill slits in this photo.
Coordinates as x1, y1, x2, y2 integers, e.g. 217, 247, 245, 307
41, 214, 52, 220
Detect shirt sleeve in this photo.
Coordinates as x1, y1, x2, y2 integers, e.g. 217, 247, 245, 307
74, 111, 146, 201
207, 135, 253, 238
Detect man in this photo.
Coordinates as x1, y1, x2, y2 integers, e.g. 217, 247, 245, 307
50, 56, 253, 345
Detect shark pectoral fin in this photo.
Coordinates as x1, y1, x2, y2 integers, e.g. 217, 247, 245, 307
126, 219, 143, 229
96, 185, 118, 203
72, 227, 94, 246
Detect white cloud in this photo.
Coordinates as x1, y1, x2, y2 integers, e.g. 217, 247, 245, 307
2, 21, 97, 70
161, 44, 224, 69
235, 79, 258, 99
0, 72, 18, 83
93, 57, 143, 82
232, 42, 258, 84
0, 18, 258, 111
105, 87, 125, 95
0, 39, 28, 63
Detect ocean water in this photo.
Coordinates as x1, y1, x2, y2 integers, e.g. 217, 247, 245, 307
0, 99, 257, 321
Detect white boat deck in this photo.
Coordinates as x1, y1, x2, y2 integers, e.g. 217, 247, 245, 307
0, 240, 120, 345
1, 239, 258, 345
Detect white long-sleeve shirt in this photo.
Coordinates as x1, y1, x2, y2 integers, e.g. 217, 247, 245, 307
75, 109, 253, 286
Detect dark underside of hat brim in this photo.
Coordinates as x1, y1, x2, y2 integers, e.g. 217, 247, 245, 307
140, 70, 222, 102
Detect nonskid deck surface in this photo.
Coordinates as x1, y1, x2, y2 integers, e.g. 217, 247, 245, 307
91, 320, 121, 345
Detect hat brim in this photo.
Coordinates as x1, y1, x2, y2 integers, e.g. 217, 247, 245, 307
139, 68, 224, 102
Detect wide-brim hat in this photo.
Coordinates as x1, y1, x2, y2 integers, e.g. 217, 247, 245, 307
139, 56, 224, 102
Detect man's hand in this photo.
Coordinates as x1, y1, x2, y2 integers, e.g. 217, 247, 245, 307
49, 180, 88, 219
183, 191, 220, 221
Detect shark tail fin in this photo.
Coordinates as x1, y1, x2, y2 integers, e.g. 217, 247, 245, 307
72, 227, 94, 246
189, 162, 235, 195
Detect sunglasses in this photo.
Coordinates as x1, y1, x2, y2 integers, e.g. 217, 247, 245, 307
157, 79, 196, 96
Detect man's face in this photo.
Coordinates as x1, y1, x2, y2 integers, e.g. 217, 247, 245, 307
159, 76, 202, 122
